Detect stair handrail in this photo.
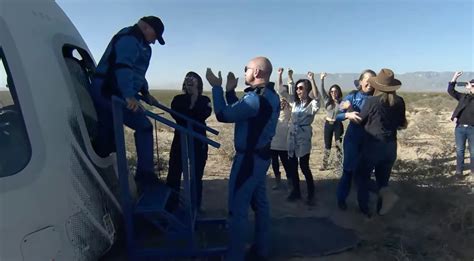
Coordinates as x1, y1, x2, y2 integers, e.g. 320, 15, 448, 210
115, 97, 220, 149
138, 95, 219, 136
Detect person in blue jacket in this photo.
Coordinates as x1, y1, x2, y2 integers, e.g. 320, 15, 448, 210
89, 16, 164, 192
167, 72, 212, 212
206, 56, 279, 261
335, 69, 376, 210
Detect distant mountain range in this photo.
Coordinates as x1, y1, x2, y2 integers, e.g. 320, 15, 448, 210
285, 71, 474, 92
153, 71, 474, 92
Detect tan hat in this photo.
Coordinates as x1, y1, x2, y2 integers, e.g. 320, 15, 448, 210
368, 68, 402, 92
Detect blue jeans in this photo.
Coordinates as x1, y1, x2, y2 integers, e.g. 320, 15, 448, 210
337, 124, 364, 203
227, 153, 270, 261
356, 139, 397, 213
455, 125, 474, 174
90, 80, 154, 182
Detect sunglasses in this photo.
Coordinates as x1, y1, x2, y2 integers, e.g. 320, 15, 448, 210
296, 85, 305, 90
244, 66, 255, 72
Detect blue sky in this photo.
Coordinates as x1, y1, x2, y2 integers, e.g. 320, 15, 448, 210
56, 0, 473, 89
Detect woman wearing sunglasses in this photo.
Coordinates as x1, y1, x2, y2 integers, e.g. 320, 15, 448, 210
166, 71, 212, 212
278, 68, 320, 206
318, 72, 344, 171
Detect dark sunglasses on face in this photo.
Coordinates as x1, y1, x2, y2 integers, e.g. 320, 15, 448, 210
296, 85, 305, 90
244, 66, 254, 72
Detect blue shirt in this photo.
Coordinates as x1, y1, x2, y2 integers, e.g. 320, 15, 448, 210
212, 83, 280, 152
94, 25, 151, 99
336, 90, 371, 138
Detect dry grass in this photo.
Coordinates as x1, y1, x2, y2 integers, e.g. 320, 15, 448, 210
122, 91, 474, 260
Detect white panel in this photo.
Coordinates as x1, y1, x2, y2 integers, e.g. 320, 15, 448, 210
21, 226, 62, 261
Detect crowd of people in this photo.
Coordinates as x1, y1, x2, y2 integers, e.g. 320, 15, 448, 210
87, 15, 474, 261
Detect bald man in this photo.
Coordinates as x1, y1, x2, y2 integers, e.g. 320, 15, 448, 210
206, 57, 280, 260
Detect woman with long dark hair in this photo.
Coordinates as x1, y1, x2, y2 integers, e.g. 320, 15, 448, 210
318, 72, 344, 171
166, 71, 212, 212
355, 68, 407, 217
278, 68, 320, 205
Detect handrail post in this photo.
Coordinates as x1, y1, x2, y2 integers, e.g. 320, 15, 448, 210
111, 97, 135, 260
187, 122, 196, 224
179, 132, 193, 248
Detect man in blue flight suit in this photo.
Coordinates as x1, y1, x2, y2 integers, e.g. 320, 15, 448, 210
89, 16, 164, 191
206, 57, 280, 261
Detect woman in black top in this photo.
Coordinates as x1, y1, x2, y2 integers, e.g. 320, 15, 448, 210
447, 71, 474, 179
166, 71, 212, 212
355, 68, 407, 217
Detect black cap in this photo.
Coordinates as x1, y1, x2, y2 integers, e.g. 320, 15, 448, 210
140, 16, 165, 45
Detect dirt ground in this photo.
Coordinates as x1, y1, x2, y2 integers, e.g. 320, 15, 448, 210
124, 95, 474, 260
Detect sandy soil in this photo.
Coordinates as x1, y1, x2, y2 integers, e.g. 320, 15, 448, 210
124, 106, 474, 260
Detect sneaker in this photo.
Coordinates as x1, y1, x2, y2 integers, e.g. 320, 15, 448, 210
378, 187, 399, 215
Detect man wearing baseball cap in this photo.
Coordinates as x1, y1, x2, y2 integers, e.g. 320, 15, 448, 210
90, 16, 165, 193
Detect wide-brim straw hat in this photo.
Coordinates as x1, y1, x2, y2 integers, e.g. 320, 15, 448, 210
368, 68, 402, 92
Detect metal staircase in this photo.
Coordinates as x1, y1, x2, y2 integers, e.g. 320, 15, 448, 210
111, 96, 228, 260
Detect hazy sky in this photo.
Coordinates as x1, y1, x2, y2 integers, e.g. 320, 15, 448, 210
14, 0, 474, 89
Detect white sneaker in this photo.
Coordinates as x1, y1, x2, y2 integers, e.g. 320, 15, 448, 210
378, 187, 399, 215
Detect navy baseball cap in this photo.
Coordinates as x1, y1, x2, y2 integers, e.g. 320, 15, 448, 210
140, 16, 165, 45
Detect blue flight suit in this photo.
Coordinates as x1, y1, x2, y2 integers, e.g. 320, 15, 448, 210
90, 25, 155, 184
212, 83, 279, 260
335, 90, 370, 204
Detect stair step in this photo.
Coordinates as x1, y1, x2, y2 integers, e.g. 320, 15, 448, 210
134, 183, 172, 214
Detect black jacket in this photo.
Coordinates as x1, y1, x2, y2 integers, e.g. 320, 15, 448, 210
448, 81, 474, 124
359, 95, 407, 142
170, 94, 212, 137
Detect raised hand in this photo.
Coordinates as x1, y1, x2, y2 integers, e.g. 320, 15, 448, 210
277, 67, 284, 75
451, 71, 463, 82
307, 71, 314, 80
226, 72, 238, 92
288, 68, 294, 79
320, 72, 327, 80
206, 68, 222, 87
